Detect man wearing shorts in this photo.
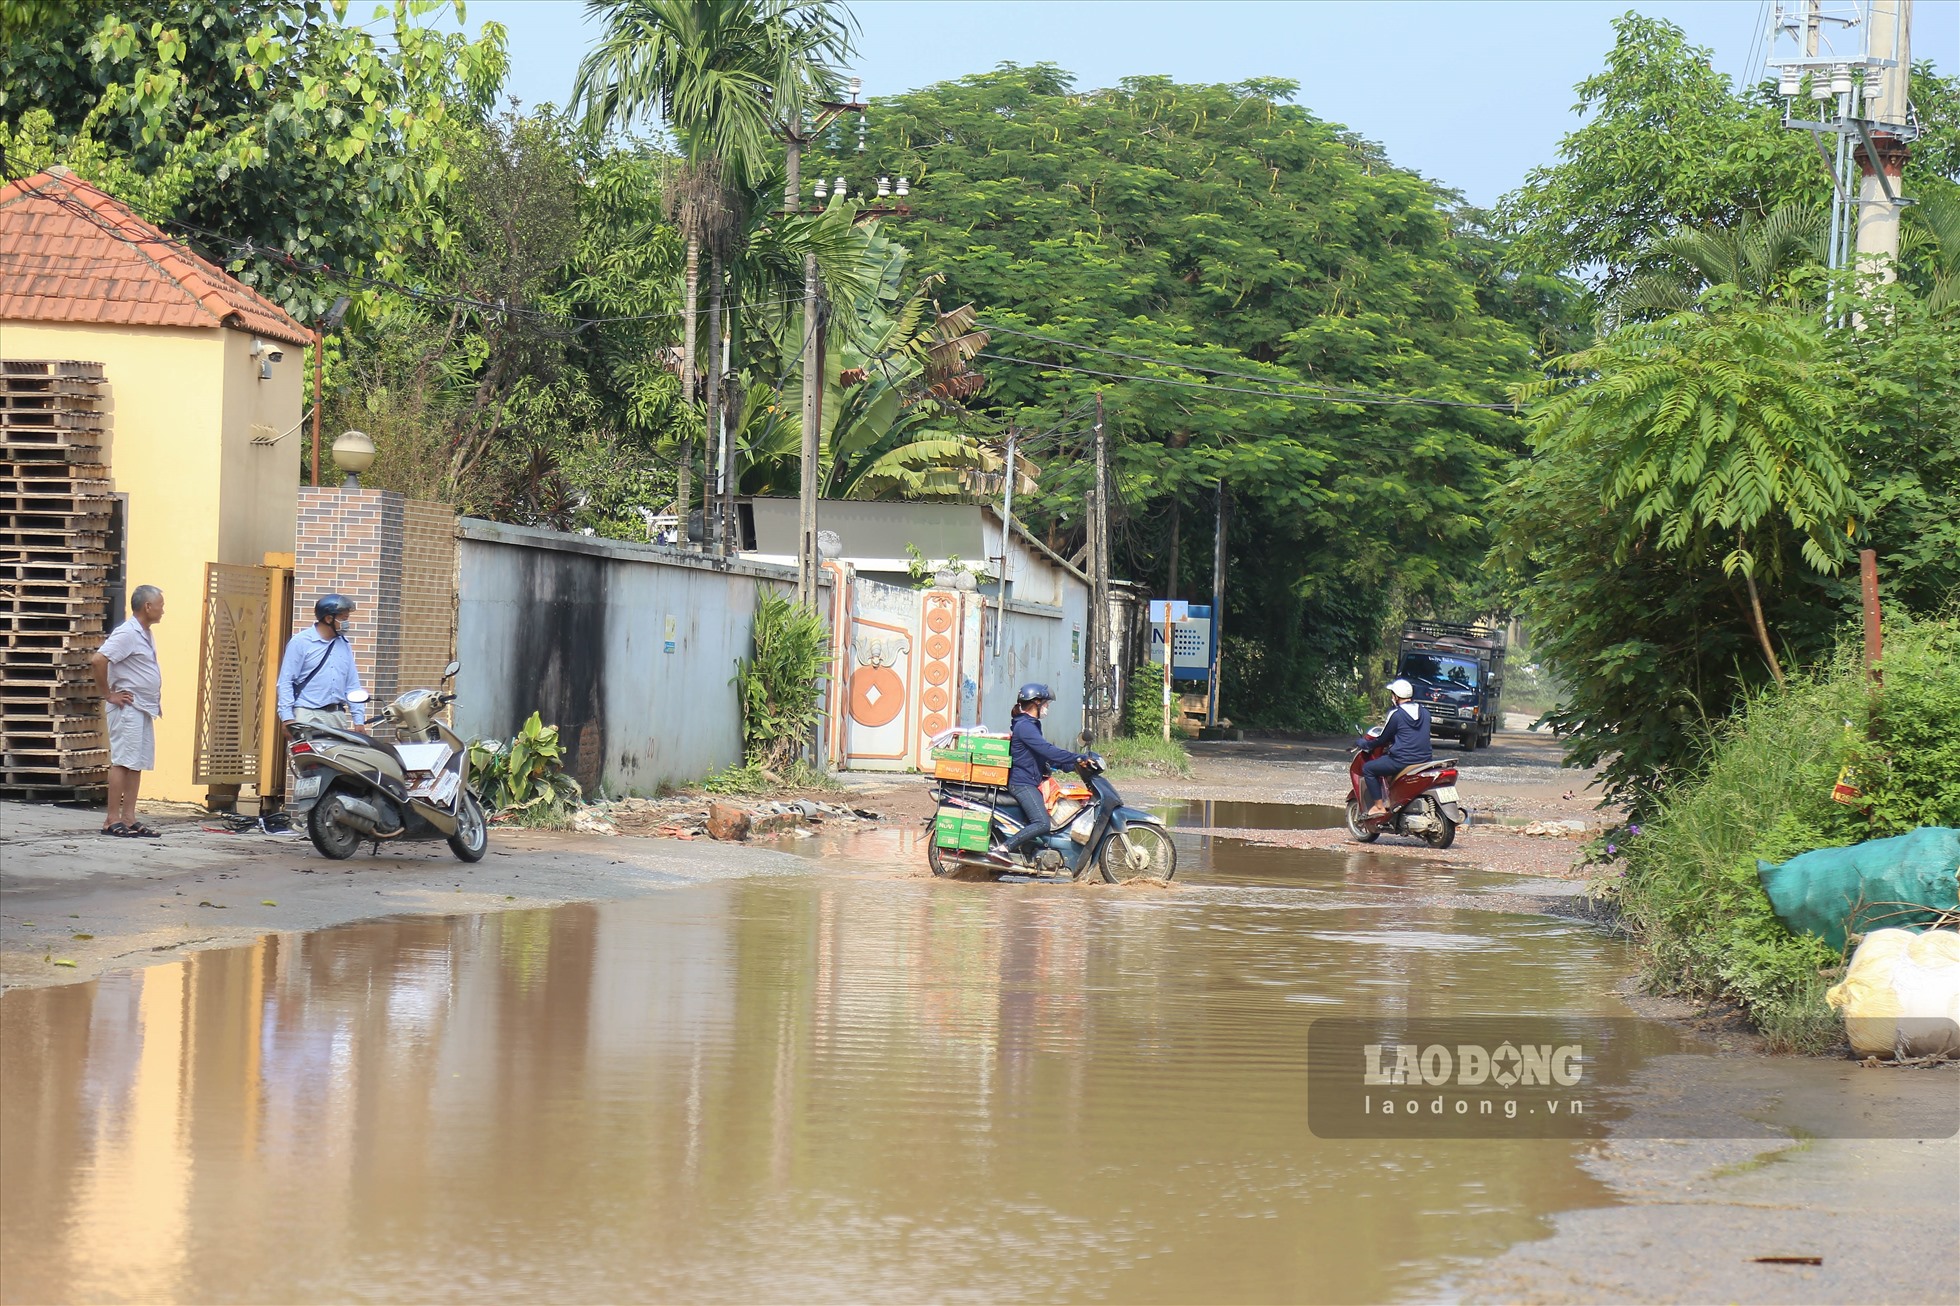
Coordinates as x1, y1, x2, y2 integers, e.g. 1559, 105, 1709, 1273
91, 584, 165, 838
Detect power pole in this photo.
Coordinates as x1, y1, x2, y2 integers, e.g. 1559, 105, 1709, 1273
1206, 482, 1227, 731
993, 426, 1016, 656
1088, 391, 1111, 742
1854, 0, 1911, 279
1770, 1, 1917, 278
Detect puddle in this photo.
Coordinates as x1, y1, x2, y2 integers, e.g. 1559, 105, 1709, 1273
0, 870, 1654, 1304
1164, 798, 1348, 832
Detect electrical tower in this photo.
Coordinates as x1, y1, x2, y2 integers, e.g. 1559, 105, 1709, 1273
1766, 1, 1915, 276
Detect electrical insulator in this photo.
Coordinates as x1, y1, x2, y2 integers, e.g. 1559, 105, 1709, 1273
1810, 72, 1833, 100
1777, 65, 1800, 97
1829, 64, 1852, 95
876, 176, 891, 199
895, 177, 910, 197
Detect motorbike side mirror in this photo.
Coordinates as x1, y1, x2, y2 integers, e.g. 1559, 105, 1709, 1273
347, 689, 370, 705
442, 660, 461, 682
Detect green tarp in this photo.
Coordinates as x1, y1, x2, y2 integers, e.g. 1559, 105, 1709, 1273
1758, 827, 1960, 953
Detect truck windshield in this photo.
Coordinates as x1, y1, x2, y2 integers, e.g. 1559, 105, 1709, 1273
1401, 653, 1481, 688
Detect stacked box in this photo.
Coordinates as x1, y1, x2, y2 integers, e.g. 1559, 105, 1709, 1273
933, 808, 994, 851
1, 361, 111, 799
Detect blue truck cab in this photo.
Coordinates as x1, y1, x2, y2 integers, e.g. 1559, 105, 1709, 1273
1397, 620, 1508, 751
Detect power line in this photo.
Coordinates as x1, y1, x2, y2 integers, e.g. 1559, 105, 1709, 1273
973, 351, 1519, 412
977, 321, 1517, 410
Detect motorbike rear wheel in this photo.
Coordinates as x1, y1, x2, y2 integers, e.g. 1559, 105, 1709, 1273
447, 792, 488, 862
1098, 824, 1176, 883
1344, 799, 1380, 843
1417, 795, 1458, 849
308, 796, 362, 861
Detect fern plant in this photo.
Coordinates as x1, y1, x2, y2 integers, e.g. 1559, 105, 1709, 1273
734, 591, 833, 775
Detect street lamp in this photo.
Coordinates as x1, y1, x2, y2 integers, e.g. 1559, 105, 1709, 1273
331, 428, 375, 488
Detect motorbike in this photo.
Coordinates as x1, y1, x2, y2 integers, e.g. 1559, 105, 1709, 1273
284, 659, 492, 863
1345, 726, 1468, 849
926, 754, 1178, 883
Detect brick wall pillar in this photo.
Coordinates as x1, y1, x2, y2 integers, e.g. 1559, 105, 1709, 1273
294, 487, 457, 715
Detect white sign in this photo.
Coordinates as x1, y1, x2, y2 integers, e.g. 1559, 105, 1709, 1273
1150, 620, 1212, 675
1148, 599, 1190, 624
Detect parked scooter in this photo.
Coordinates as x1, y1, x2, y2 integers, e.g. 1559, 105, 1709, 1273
1345, 727, 1468, 848
285, 659, 491, 863
927, 754, 1178, 883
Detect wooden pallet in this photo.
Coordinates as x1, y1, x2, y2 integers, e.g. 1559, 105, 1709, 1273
1, 360, 105, 381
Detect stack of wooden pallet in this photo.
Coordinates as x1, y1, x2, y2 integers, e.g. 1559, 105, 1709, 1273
1, 359, 112, 799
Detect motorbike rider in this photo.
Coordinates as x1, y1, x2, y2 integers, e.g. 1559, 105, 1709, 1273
278, 594, 368, 734
997, 683, 1089, 860
1359, 678, 1432, 818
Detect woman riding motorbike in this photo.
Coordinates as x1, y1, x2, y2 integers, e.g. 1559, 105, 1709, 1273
997, 683, 1089, 860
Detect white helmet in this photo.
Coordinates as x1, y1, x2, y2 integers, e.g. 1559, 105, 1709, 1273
1387, 679, 1415, 700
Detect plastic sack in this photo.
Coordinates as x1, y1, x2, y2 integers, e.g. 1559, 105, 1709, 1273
1757, 826, 1960, 952
1825, 928, 1960, 1059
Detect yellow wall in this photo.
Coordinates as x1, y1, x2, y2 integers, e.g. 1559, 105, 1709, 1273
1, 320, 304, 801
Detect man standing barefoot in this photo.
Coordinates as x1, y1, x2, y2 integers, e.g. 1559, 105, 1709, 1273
90, 585, 164, 838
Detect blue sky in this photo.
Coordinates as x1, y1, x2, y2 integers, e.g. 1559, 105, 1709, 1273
463, 0, 1959, 208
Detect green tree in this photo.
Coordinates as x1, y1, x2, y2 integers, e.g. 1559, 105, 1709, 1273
0, 1, 508, 318
1497, 13, 1960, 301
573, 0, 853, 527
844, 65, 1538, 725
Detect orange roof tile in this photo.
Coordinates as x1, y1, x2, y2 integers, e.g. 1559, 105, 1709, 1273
0, 168, 315, 347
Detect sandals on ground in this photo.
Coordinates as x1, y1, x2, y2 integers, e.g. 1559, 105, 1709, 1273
100, 823, 131, 837
127, 823, 162, 838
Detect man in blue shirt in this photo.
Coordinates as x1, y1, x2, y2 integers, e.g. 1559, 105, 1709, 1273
278, 594, 368, 732
997, 682, 1087, 859
1359, 678, 1432, 817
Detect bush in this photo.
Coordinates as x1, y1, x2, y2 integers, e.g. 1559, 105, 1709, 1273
1099, 733, 1193, 777
735, 590, 832, 774
468, 712, 582, 825
1616, 615, 1960, 1051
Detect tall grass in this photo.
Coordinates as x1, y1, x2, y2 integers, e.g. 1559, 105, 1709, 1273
1618, 616, 1960, 1052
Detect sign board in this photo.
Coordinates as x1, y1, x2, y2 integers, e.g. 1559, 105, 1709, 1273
1150, 604, 1212, 679
1148, 599, 1190, 624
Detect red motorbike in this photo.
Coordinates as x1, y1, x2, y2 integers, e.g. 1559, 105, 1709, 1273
1345, 727, 1468, 848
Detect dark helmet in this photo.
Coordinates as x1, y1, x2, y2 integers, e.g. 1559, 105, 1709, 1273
1016, 682, 1055, 705
314, 593, 357, 622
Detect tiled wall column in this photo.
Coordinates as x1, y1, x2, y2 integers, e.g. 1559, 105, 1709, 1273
295, 487, 456, 713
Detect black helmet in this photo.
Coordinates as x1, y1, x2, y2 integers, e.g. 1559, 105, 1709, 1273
1016, 682, 1055, 705
314, 593, 356, 622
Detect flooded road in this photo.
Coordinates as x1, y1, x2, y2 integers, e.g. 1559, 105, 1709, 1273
2, 823, 1651, 1303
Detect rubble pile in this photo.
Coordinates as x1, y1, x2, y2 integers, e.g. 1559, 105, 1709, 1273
574, 795, 881, 843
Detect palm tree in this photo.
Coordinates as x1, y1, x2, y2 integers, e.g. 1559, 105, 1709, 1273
1605, 204, 1826, 328
573, 0, 853, 535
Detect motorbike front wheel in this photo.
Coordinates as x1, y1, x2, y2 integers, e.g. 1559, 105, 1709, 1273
308, 796, 363, 861
448, 792, 489, 862
1098, 824, 1176, 883
1344, 799, 1380, 843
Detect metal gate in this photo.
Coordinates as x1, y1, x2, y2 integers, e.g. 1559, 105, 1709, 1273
828, 573, 984, 771
191, 562, 291, 791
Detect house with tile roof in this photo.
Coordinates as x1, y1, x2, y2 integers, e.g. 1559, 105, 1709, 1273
2, 167, 311, 803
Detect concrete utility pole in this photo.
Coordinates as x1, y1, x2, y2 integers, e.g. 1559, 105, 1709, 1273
1088, 392, 1111, 742
1854, 0, 1911, 280
1206, 483, 1227, 732
993, 427, 1016, 656
1771, 1, 1917, 279
787, 131, 823, 607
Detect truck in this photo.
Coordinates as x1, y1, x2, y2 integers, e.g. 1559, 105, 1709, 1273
1396, 619, 1507, 751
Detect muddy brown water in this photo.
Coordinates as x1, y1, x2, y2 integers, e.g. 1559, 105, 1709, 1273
2, 820, 1653, 1304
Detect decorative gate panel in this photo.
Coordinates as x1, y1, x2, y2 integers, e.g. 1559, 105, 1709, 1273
192, 562, 284, 787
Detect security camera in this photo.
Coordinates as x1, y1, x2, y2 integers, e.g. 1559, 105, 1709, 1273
250, 338, 285, 363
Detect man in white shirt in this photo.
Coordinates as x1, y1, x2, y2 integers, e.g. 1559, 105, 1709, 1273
91, 584, 165, 837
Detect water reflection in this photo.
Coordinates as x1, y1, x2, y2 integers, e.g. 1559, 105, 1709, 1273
2, 877, 1645, 1303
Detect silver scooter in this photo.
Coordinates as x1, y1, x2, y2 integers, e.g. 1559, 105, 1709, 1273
285, 659, 491, 862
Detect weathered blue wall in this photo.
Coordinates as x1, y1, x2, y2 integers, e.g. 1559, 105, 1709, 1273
454, 520, 805, 796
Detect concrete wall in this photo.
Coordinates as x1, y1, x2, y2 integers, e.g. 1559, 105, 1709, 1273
971, 590, 1089, 748
454, 520, 805, 796
1, 321, 302, 800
